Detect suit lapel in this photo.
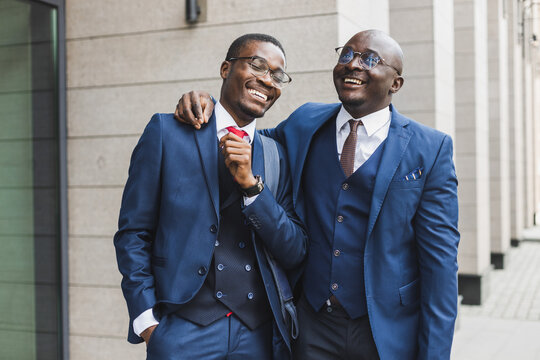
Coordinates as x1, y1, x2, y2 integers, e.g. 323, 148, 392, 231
194, 112, 219, 219
292, 103, 342, 202
366, 106, 412, 240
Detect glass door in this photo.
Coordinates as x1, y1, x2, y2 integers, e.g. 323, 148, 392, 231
0, 0, 62, 358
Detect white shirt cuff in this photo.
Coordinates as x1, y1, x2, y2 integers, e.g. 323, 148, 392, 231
243, 194, 259, 206
133, 308, 159, 336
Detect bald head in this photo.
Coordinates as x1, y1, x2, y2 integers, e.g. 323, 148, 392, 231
350, 30, 404, 75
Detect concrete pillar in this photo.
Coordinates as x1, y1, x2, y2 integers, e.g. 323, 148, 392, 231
522, 0, 537, 228
487, 0, 511, 269
388, 0, 455, 137
507, 0, 525, 244
454, 0, 491, 305
524, 58, 535, 227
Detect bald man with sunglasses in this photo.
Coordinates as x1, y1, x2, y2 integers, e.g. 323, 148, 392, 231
175, 30, 460, 360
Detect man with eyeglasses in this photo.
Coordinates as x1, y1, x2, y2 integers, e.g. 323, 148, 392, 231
114, 33, 307, 360
175, 30, 460, 360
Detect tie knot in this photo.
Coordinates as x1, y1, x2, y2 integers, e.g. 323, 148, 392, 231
348, 119, 362, 133
226, 126, 249, 140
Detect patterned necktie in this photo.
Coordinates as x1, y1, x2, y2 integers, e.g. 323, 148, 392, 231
340, 119, 362, 177
226, 126, 249, 141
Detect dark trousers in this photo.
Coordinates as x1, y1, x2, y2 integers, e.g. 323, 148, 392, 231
293, 296, 379, 360
146, 313, 272, 360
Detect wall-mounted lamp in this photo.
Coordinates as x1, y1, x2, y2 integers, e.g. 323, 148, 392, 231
186, 0, 201, 24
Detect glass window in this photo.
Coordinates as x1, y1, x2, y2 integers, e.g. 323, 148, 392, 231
0, 0, 62, 358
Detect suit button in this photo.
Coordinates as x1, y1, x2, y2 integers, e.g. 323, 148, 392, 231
331, 283, 339, 291
245, 264, 252, 272
247, 292, 254, 300
342, 183, 349, 190
210, 225, 217, 233
334, 249, 341, 257
198, 266, 207, 276
238, 241, 246, 249
216, 291, 223, 299
215, 240, 220, 247
337, 215, 344, 223
217, 263, 224, 271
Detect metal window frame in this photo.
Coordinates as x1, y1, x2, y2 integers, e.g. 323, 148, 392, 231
31, 0, 68, 359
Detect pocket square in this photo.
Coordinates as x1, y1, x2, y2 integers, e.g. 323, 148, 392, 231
402, 167, 423, 181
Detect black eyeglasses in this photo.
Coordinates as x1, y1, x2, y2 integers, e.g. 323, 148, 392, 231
335, 46, 401, 75
226, 56, 292, 88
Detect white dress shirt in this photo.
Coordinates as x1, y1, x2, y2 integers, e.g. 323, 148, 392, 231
133, 102, 258, 336
335, 105, 391, 172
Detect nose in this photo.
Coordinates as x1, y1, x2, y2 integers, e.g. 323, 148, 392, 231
344, 54, 365, 71
257, 71, 275, 88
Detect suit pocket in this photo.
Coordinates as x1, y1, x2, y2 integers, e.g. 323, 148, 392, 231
399, 278, 420, 306
388, 179, 424, 189
152, 255, 167, 267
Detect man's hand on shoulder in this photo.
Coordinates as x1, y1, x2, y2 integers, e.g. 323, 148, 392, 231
140, 324, 158, 345
174, 90, 214, 129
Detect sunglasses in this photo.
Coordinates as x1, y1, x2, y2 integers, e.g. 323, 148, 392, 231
335, 47, 401, 75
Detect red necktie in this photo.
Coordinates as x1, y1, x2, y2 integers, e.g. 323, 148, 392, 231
226, 126, 249, 141
340, 119, 363, 177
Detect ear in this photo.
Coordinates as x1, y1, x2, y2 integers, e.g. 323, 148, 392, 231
389, 75, 404, 94
220, 61, 231, 80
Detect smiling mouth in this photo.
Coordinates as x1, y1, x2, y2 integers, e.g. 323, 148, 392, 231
248, 88, 268, 101
344, 78, 365, 85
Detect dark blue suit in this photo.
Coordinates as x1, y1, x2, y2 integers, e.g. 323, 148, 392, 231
114, 113, 307, 358
263, 103, 460, 359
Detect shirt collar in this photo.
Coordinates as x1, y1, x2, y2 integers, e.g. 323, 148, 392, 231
336, 105, 391, 137
214, 101, 256, 144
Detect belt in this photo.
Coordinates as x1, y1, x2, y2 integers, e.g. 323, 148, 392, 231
324, 295, 344, 313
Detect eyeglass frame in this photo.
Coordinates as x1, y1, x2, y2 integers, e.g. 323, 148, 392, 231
335, 46, 402, 75
226, 55, 292, 88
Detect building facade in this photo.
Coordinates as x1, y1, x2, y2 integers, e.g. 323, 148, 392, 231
0, 0, 539, 358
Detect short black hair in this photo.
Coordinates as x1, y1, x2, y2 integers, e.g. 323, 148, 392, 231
225, 33, 286, 60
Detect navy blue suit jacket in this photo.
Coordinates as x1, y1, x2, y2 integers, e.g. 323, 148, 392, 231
114, 113, 307, 355
263, 103, 460, 360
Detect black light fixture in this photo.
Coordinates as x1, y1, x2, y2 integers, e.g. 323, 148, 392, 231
186, 0, 201, 24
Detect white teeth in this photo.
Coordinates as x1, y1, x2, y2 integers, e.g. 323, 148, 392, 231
344, 78, 364, 85
248, 89, 267, 101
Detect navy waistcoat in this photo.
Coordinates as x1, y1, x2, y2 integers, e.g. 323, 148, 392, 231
176, 145, 271, 329
301, 116, 386, 319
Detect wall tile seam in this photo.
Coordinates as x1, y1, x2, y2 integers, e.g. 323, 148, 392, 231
68, 185, 125, 189
68, 134, 141, 140
389, 6, 433, 12
68, 235, 114, 240
66, 69, 332, 91
70, 235, 112, 240
394, 40, 438, 46
394, 108, 437, 113
336, 13, 379, 29
69, 332, 126, 339
65, 12, 339, 42
70, 283, 120, 289
401, 75, 437, 81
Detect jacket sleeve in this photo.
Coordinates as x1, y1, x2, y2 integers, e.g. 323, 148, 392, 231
113, 114, 162, 335
242, 142, 307, 270
414, 135, 460, 359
